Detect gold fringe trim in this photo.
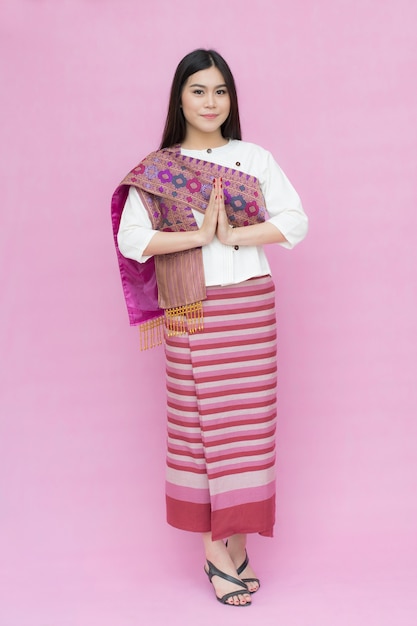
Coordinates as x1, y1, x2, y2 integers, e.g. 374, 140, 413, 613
139, 316, 164, 350
164, 301, 204, 336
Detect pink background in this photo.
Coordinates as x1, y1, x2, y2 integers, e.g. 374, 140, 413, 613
1, 1, 416, 624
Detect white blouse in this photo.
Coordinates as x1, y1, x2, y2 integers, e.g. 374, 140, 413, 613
117, 140, 308, 287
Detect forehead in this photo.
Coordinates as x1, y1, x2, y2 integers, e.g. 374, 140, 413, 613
184, 65, 226, 87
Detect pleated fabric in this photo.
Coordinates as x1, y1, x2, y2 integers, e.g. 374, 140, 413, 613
164, 275, 277, 541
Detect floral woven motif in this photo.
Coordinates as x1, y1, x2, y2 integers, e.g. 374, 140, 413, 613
121, 146, 267, 232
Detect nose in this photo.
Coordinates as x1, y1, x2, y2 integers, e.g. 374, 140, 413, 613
205, 92, 215, 108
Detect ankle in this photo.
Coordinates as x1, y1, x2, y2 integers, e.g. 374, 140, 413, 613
227, 534, 246, 560
203, 537, 228, 563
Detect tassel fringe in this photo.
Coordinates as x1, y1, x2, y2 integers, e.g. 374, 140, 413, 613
164, 301, 204, 336
139, 316, 164, 350
139, 303, 204, 349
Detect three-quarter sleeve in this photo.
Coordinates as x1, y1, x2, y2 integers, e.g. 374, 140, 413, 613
117, 186, 157, 263
262, 151, 308, 249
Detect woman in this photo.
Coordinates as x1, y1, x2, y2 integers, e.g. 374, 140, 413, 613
111, 49, 308, 606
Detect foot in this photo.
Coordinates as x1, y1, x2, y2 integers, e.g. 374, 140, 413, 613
204, 541, 251, 606
227, 537, 260, 593
235, 552, 260, 593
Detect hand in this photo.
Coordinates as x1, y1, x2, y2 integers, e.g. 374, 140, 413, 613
215, 177, 235, 245
199, 178, 220, 245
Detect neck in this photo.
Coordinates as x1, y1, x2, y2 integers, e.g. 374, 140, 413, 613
181, 131, 228, 151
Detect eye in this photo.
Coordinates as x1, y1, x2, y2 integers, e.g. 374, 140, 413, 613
216, 89, 228, 95
192, 89, 204, 95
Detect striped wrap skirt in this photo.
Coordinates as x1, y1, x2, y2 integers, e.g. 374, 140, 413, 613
164, 275, 277, 541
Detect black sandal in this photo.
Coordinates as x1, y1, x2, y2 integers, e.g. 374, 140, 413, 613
236, 551, 261, 593
205, 560, 251, 606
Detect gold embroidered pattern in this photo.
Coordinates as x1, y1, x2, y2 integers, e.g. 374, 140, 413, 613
164, 302, 204, 336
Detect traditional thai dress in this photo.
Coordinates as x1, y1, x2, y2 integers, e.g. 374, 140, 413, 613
111, 140, 308, 540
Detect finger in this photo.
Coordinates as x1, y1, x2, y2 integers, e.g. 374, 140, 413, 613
204, 180, 219, 231
217, 178, 226, 213
218, 177, 224, 206
207, 178, 219, 209
215, 178, 221, 206
212, 178, 218, 206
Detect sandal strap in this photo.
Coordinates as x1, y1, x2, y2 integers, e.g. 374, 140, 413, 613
236, 550, 249, 576
217, 590, 251, 605
206, 560, 248, 590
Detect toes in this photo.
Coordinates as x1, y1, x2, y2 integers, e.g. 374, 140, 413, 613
226, 595, 238, 605
226, 593, 250, 606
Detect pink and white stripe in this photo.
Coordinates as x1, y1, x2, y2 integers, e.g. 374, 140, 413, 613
164, 276, 277, 541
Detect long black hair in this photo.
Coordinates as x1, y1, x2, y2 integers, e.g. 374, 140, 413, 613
160, 49, 242, 149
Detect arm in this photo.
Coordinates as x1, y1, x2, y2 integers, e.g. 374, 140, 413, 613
217, 214, 288, 247
217, 151, 308, 249
118, 185, 219, 261
142, 229, 207, 255
142, 183, 219, 255
117, 186, 157, 262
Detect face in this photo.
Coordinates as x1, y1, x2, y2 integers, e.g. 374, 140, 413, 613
181, 65, 231, 143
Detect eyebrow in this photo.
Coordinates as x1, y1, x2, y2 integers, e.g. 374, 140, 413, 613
188, 83, 227, 89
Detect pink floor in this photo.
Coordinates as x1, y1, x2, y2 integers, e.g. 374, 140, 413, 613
1, 531, 416, 625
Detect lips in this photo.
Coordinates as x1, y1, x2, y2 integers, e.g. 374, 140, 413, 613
202, 114, 218, 119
